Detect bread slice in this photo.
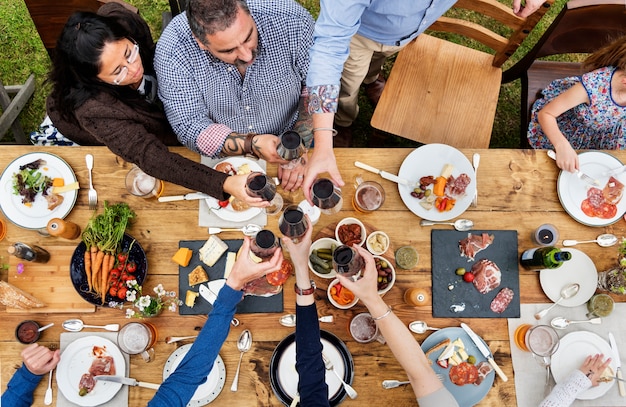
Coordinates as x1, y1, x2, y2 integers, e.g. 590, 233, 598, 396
598, 366, 615, 382
188, 265, 209, 286
0, 281, 45, 309
424, 338, 451, 364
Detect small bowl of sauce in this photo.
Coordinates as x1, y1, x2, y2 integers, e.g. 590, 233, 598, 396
16, 320, 40, 344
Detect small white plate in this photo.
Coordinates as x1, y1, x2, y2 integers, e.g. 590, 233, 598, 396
397, 144, 475, 221
551, 331, 616, 400
163, 344, 226, 406
539, 248, 597, 307
56, 336, 125, 406
557, 151, 626, 226
204, 157, 264, 222
308, 237, 339, 279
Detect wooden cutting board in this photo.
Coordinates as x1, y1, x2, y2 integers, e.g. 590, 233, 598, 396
7, 246, 96, 313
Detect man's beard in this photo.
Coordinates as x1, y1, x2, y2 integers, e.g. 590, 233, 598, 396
234, 48, 258, 68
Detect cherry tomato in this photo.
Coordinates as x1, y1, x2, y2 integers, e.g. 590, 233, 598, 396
463, 272, 475, 283
117, 252, 128, 263
120, 270, 133, 281
117, 287, 128, 300
117, 262, 125, 271
218, 199, 229, 208
109, 269, 121, 280
126, 261, 137, 273
109, 286, 119, 297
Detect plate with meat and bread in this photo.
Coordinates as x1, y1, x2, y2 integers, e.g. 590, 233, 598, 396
556, 151, 626, 226
398, 144, 476, 221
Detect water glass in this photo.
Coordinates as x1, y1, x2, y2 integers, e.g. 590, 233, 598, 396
251, 229, 280, 260
117, 322, 157, 363
276, 130, 306, 169
311, 178, 343, 215
125, 166, 164, 198
278, 205, 309, 242
526, 324, 560, 396
332, 245, 364, 279
245, 172, 283, 215
349, 313, 385, 344
352, 179, 385, 212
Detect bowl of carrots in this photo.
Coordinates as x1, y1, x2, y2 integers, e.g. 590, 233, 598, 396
327, 278, 358, 309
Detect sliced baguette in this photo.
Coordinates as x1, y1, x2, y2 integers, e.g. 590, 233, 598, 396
425, 338, 451, 364
0, 281, 45, 309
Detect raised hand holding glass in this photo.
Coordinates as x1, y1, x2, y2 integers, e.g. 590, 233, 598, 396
245, 172, 283, 215
278, 205, 309, 242
311, 178, 343, 215
277, 131, 306, 169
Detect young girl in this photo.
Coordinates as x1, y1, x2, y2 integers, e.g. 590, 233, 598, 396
527, 36, 626, 173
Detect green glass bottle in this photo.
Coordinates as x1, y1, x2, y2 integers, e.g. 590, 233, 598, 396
520, 246, 572, 270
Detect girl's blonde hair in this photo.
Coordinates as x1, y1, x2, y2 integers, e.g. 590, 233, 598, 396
583, 35, 626, 71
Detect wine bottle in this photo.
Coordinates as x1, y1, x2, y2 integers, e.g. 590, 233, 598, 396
520, 246, 571, 270
7, 242, 51, 263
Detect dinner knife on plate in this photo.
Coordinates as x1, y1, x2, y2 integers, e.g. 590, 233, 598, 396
609, 333, 625, 396
460, 323, 508, 382
354, 161, 417, 188
94, 375, 160, 390
158, 192, 211, 202
546, 150, 600, 186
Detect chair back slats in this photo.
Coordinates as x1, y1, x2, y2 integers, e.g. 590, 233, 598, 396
429, 17, 509, 53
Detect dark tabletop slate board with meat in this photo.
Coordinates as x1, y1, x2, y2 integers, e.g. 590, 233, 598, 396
178, 239, 283, 315
431, 230, 520, 318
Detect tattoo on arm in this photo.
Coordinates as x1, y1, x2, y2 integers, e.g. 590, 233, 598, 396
221, 132, 246, 157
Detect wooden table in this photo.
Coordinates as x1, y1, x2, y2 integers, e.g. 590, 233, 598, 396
1, 146, 625, 406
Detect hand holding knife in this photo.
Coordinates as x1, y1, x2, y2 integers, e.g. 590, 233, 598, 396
609, 333, 625, 396
460, 323, 508, 382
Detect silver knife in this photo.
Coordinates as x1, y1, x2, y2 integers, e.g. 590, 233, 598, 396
546, 150, 600, 186
604, 165, 626, 177
94, 375, 160, 390
354, 161, 417, 188
609, 333, 625, 396
460, 323, 508, 382
158, 192, 211, 202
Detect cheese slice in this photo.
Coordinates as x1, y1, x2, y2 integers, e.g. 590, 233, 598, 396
185, 290, 199, 307
199, 235, 228, 267
172, 247, 193, 267
223, 252, 236, 279
52, 181, 79, 194
438, 341, 457, 361
188, 265, 209, 286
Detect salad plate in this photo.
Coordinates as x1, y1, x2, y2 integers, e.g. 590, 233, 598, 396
397, 144, 475, 221
0, 152, 78, 229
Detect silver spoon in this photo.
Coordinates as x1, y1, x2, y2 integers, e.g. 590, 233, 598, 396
38, 323, 54, 332
420, 219, 474, 231
550, 316, 602, 329
165, 335, 198, 344
562, 233, 618, 247
231, 329, 252, 392
534, 283, 580, 320
44, 369, 53, 405
382, 379, 411, 389
278, 314, 334, 327
62, 319, 119, 332
408, 321, 440, 334
208, 224, 262, 236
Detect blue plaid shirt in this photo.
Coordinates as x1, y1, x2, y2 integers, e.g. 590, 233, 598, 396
155, 0, 314, 157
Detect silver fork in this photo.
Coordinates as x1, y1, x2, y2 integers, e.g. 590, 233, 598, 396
382, 374, 443, 389
85, 154, 97, 210
322, 353, 357, 399
472, 153, 480, 207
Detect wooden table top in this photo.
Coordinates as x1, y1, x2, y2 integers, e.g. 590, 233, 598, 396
1, 146, 625, 406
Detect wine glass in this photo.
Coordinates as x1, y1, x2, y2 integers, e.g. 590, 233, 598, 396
245, 172, 283, 215
526, 324, 560, 397
276, 130, 306, 169
332, 245, 364, 279
311, 178, 343, 215
250, 230, 280, 260
278, 205, 309, 242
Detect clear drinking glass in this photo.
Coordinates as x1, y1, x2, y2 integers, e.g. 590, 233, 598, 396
251, 230, 280, 260
245, 172, 283, 215
125, 166, 164, 198
332, 245, 364, 279
276, 130, 306, 169
278, 205, 309, 242
311, 178, 343, 215
526, 324, 560, 397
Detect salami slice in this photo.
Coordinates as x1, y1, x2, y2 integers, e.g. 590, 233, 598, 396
490, 287, 514, 313
449, 362, 479, 386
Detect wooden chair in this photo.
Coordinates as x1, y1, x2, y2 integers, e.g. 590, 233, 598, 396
370, 0, 554, 148
0, 75, 35, 144
502, 0, 626, 148
23, 0, 138, 58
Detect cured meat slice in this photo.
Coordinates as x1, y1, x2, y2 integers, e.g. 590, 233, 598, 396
79, 373, 96, 395
243, 275, 282, 297
449, 362, 479, 386
88, 355, 116, 376
471, 259, 501, 294
603, 176, 624, 205
459, 233, 495, 261
446, 173, 471, 196
490, 287, 514, 313
474, 361, 493, 385
581, 186, 619, 219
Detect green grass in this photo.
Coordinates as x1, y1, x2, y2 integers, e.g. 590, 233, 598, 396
0, 0, 570, 147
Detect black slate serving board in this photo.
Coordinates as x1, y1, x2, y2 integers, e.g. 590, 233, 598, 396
178, 239, 283, 315
431, 230, 520, 318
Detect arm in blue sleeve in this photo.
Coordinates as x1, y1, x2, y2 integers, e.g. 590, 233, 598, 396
148, 286, 242, 407
1, 365, 44, 407
295, 303, 329, 407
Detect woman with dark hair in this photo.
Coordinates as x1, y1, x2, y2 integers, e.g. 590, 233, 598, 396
46, 3, 268, 205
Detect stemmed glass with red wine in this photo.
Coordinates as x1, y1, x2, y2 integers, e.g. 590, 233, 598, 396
332, 245, 364, 279
278, 205, 310, 242
276, 131, 306, 169
311, 178, 343, 215
251, 230, 281, 260
245, 172, 283, 215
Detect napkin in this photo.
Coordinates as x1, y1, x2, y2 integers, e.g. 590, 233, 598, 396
57, 332, 130, 407
509, 303, 626, 406
198, 156, 267, 228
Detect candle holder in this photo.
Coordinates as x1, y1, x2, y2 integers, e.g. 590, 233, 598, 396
532, 224, 559, 246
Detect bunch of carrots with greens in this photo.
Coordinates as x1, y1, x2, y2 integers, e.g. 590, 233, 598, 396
81, 201, 136, 304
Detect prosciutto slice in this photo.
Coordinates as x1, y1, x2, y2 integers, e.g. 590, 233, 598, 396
474, 361, 493, 385
459, 233, 495, 261
471, 259, 501, 294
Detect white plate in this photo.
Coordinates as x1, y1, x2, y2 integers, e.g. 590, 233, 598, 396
204, 157, 263, 222
0, 152, 78, 229
56, 336, 126, 406
557, 151, 626, 226
163, 344, 226, 406
539, 248, 597, 307
397, 144, 475, 221
551, 331, 616, 400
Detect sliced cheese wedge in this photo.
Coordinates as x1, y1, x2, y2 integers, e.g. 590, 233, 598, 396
52, 181, 79, 194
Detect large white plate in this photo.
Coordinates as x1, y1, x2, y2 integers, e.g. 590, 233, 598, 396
0, 152, 78, 229
56, 336, 126, 406
421, 327, 494, 407
551, 331, 616, 400
539, 248, 597, 307
557, 151, 626, 226
397, 144, 475, 221
163, 344, 226, 406
204, 157, 263, 222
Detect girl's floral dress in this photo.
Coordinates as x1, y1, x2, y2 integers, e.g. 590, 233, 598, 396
528, 66, 625, 149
